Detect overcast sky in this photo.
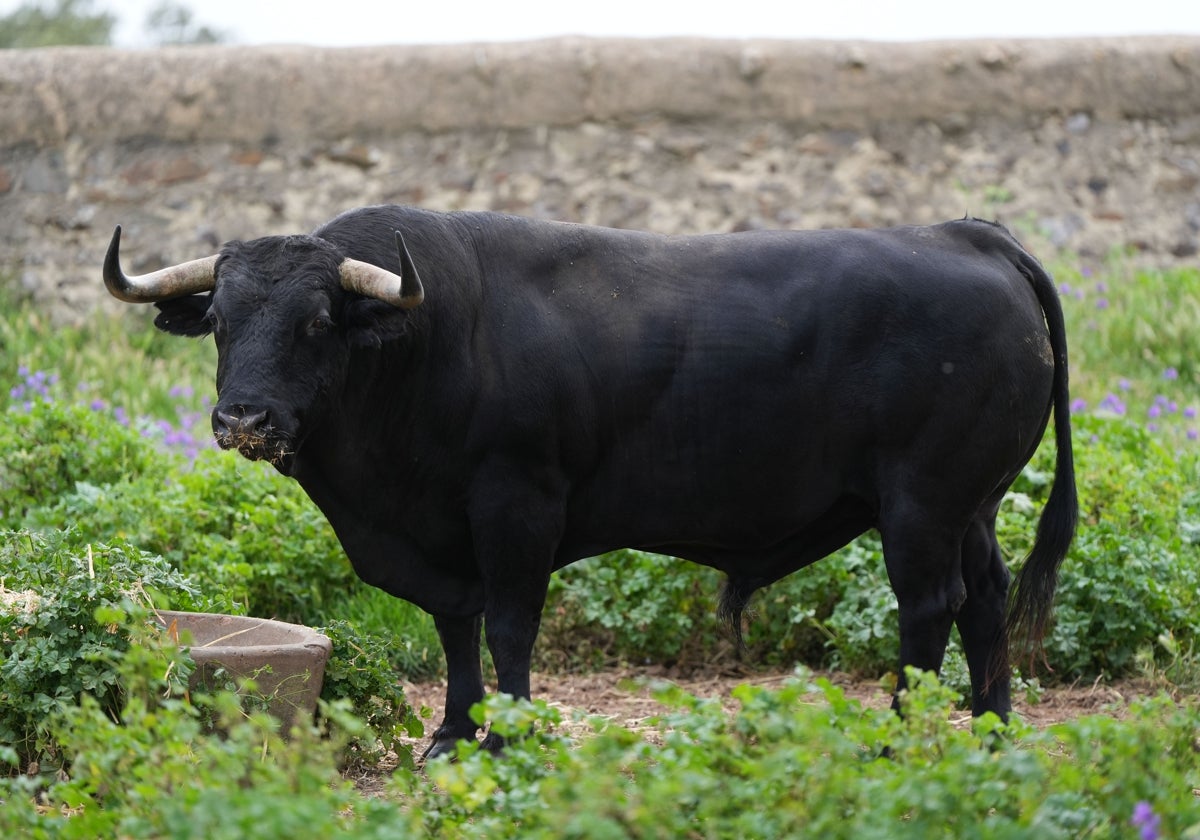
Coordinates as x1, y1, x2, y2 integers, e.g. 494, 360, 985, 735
4, 0, 1199, 47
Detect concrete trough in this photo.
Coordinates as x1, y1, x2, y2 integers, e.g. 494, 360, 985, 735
154, 610, 332, 730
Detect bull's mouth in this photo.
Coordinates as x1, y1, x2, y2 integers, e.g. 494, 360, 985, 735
215, 430, 296, 473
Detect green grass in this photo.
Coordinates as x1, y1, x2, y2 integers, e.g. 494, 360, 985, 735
0, 295, 217, 422
1056, 261, 1200, 447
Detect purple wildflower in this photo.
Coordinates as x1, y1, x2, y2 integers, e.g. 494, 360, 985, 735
1148, 404, 1162, 419
1095, 281, 1108, 293
28, 370, 46, 389
1099, 393, 1127, 416
1094, 297, 1109, 310
1118, 378, 1132, 392
1189, 428, 1199, 441
1070, 398, 1087, 413
1164, 367, 1179, 381
1187, 406, 1198, 419
89, 398, 107, 412
9, 367, 60, 404
1147, 422, 1160, 433
1131, 801, 1161, 840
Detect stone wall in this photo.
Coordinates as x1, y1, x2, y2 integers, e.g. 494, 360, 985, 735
2, 36, 1198, 322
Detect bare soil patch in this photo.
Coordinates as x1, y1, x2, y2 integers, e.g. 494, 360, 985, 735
401, 666, 1145, 734
348, 666, 1160, 795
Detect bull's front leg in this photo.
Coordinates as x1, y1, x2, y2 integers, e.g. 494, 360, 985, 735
424, 613, 484, 760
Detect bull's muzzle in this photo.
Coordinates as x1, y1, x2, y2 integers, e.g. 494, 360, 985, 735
213, 406, 294, 468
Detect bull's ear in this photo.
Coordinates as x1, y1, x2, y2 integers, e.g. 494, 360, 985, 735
153, 294, 212, 337
343, 298, 412, 348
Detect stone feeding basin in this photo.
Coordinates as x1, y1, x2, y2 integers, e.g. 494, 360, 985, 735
154, 610, 332, 730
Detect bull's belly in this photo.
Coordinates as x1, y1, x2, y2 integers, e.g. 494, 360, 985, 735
559, 450, 872, 573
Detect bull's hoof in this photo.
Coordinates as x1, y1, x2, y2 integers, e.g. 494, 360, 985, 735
421, 735, 473, 762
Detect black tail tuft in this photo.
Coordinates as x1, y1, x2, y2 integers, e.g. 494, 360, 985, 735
718, 577, 758, 654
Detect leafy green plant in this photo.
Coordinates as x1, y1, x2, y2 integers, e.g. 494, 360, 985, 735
334, 585, 442, 679
26, 442, 356, 626
0, 527, 421, 785
407, 671, 1200, 838
0, 633, 410, 840
542, 544, 858, 674
0, 399, 165, 526
541, 550, 723, 669
1004, 414, 1200, 677
4, 632, 1200, 837
811, 536, 898, 675
317, 619, 424, 770
0, 528, 224, 776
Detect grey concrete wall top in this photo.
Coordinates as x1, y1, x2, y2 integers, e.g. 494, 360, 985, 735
3, 37, 1199, 147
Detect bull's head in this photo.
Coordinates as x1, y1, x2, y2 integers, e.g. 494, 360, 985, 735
103, 226, 424, 474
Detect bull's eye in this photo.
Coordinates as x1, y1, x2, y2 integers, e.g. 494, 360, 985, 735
307, 314, 334, 335
205, 309, 222, 334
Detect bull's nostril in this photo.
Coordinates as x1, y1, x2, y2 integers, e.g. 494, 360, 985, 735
241, 409, 268, 432
215, 407, 269, 437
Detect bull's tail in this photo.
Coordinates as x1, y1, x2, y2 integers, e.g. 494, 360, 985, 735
1005, 250, 1079, 670
718, 576, 757, 653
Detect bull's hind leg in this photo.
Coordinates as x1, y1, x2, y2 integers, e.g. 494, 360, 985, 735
956, 515, 1012, 719
879, 506, 966, 711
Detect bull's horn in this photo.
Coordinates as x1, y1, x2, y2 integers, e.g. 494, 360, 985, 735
338, 230, 424, 309
103, 225, 218, 303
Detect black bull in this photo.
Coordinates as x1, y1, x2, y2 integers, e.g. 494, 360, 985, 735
103, 205, 1076, 758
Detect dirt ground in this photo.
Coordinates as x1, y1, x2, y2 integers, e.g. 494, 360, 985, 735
402, 665, 1145, 732
349, 665, 1156, 794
